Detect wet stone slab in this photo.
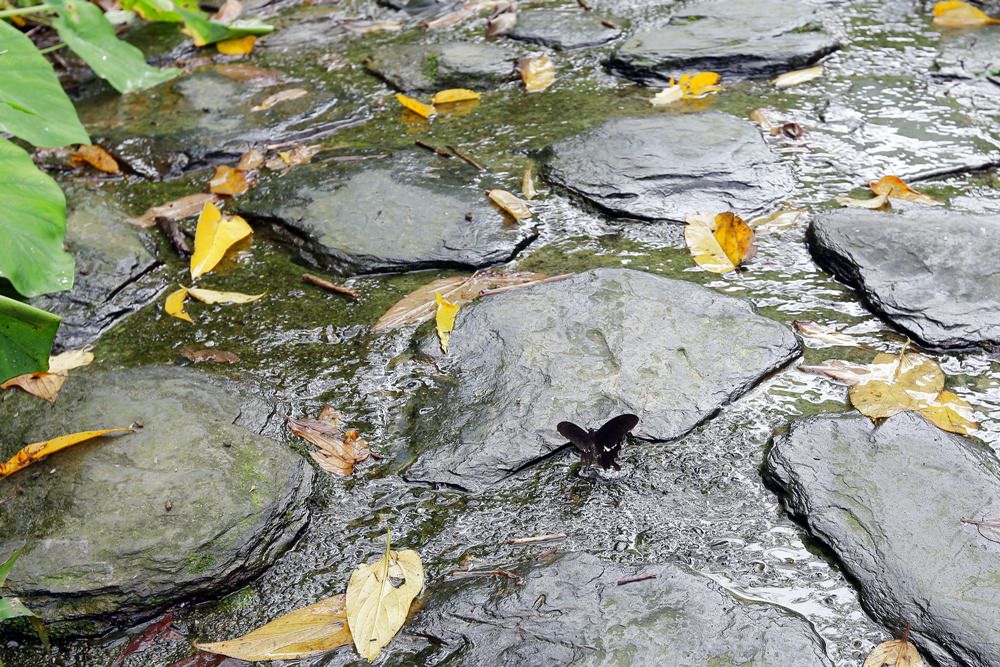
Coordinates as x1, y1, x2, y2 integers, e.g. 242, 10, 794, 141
507, 8, 624, 50
765, 412, 1000, 667
363, 40, 519, 93
404, 268, 799, 491
808, 209, 1000, 350
0, 366, 313, 635
542, 112, 796, 222
238, 151, 537, 274
402, 552, 833, 666
606, 0, 837, 85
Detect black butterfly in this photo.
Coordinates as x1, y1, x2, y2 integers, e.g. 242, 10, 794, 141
557, 414, 639, 471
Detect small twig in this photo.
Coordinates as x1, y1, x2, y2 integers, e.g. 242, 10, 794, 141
479, 273, 574, 298
302, 273, 360, 299
157, 217, 191, 258
508, 532, 567, 545
448, 568, 524, 584
902, 622, 911, 644
616, 573, 657, 586
446, 144, 486, 171
415, 140, 452, 158
601, 18, 619, 29
535, 547, 559, 561
576, 0, 592, 9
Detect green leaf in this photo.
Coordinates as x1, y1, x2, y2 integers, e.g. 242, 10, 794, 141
0, 138, 75, 298
0, 20, 89, 147
50, 0, 180, 94
0, 548, 22, 589
120, 0, 198, 23
0, 296, 60, 384
177, 8, 273, 46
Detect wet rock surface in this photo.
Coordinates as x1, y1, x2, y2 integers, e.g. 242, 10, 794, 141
808, 209, 1000, 349
238, 152, 537, 274
405, 552, 832, 666
607, 0, 838, 85
765, 412, 1000, 667
364, 41, 518, 92
543, 113, 795, 222
405, 268, 799, 491
507, 8, 623, 50
0, 366, 313, 635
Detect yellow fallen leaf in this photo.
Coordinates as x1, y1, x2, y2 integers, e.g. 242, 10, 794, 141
132, 193, 220, 228
487, 189, 532, 221
217, 35, 256, 55
933, 0, 1000, 26
72, 144, 120, 174
395, 93, 436, 119
1, 348, 95, 404
47, 348, 94, 374
265, 144, 321, 171
771, 65, 824, 88
432, 88, 481, 104
185, 286, 266, 304
165, 288, 193, 323
684, 212, 756, 273
518, 55, 555, 93
252, 88, 309, 111
196, 596, 352, 660
837, 192, 890, 209
435, 292, 459, 353
237, 148, 265, 170
190, 202, 253, 279
917, 390, 978, 435
863, 636, 924, 666
0, 427, 134, 479
652, 72, 721, 106
650, 85, 684, 106
208, 165, 251, 196
749, 207, 806, 230
522, 165, 537, 200
346, 531, 424, 663
869, 175, 941, 206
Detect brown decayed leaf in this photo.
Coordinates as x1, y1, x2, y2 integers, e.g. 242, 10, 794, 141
265, 144, 321, 171
933, 0, 1000, 27
395, 93, 436, 119
373, 270, 551, 331
869, 176, 941, 206
863, 637, 924, 666
518, 55, 555, 92
180, 348, 240, 364
793, 320, 861, 348
1, 348, 94, 403
113, 613, 182, 666
195, 596, 351, 660
684, 212, 755, 273
487, 189, 532, 220
287, 412, 370, 477
0, 427, 134, 479
252, 88, 308, 112
208, 166, 250, 196
133, 193, 220, 228
72, 144, 120, 174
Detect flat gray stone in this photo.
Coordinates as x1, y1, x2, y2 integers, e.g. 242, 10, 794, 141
808, 209, 1000, 350
0, 367, 313, 635
238, 153, 537, 274
407, 552, 832, 666
765, 412, 1000, 667
607, 0, 837, 85
507, 8, 623, 50
404, 268, 799, 491
364, 41, 518, 93
543, 113, 796, 222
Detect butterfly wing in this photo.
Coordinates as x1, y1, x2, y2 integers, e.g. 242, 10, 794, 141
557, 421, 596, 466
593, 413, 639, 470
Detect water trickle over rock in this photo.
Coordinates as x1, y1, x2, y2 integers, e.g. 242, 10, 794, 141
507, 8, 624, 50
364, 41, 519, 93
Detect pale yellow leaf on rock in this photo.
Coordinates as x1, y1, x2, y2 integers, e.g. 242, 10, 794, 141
395, 93, 436, 119
933, 0, 1000, 27
190, 202, 253, 279
346, 532, 425, 662
209, 166, 251, 196
918, 390, 978, 435
47, 349, 94, 374
518, 55, 555, 93
863, 638, 924, 667
252, 88, 308, 112
165, 288, 193, 323
185, 287, 266, 305
237, 148, 266, 170
650, 85, 684, 106
132, 193, 220, 228
196, 595, 352, 660
771, 65, 824, 88
793, 320, 861, 348
432, 88, 481, 104
848, 351, 945, 419
684, 212, 755, 274
487, 189, 532, 221
217, 35, 256, 55
0, 427, 134, 479
435, 292, 459, 353
522, 164, 537, 200
750, 207, 806, 230
869, 175, 942, 206
837, 192, 890, 209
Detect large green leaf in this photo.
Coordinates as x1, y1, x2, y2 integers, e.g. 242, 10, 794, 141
121, 0, 198, 23
177, 8, 273, 46
0, 21, 89, 147
0, 549, 48, 649
0, 296, 60, 384
0, 549, 21, 589
0, 139, 74, 298
50, 0, 180, 94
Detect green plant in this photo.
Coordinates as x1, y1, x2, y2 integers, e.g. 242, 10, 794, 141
0, 548, 48, 650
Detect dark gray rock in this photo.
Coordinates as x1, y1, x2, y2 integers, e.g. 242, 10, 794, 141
507, 8, 623, 50
406, 552, 832, 666
238, 152, 537, 274
808, 209, 1000, 350
30, 185, 165, 351
364, 41, 518, 93
404, 268, 799, 491
607, 0, 837, 85
543, 113, 796, 222
765, 412, 1000, 667
0, 367, 313, 635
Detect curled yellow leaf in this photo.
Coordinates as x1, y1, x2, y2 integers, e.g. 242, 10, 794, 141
518, 55, 555, 93
684, 212, 756, 273
190, 202, 253, 279
432, 88, 480, 104
0, 427, 134, 479
652, 72, 721, 105
869, 175, 941, 206
209, 166, 251, 196
487, 189, 532, 221
185, 287, 266, 304
196, 596, 352, 661
217, 35, 257, 55
72, 144, 120, 174
770, 65, 823, 88
933, 0, 1000, 26
435, 292, 459, 353
395, 93, 436, 119
165, 288, 193, 323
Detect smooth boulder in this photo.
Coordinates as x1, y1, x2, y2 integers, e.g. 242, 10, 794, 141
364, 41, 517, 92
765, 412, 1000, 667
543, 113, 795, 222
238, 153, 536, 274
808, 209, 1000, 349
0, 367, 313, 635
607, 0, 837, 85
404, 269, 799, 491
507, 9, 623, 50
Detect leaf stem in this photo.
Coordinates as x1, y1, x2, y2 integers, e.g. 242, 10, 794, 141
37, 42, 65, 54
0, 4, 52, 18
